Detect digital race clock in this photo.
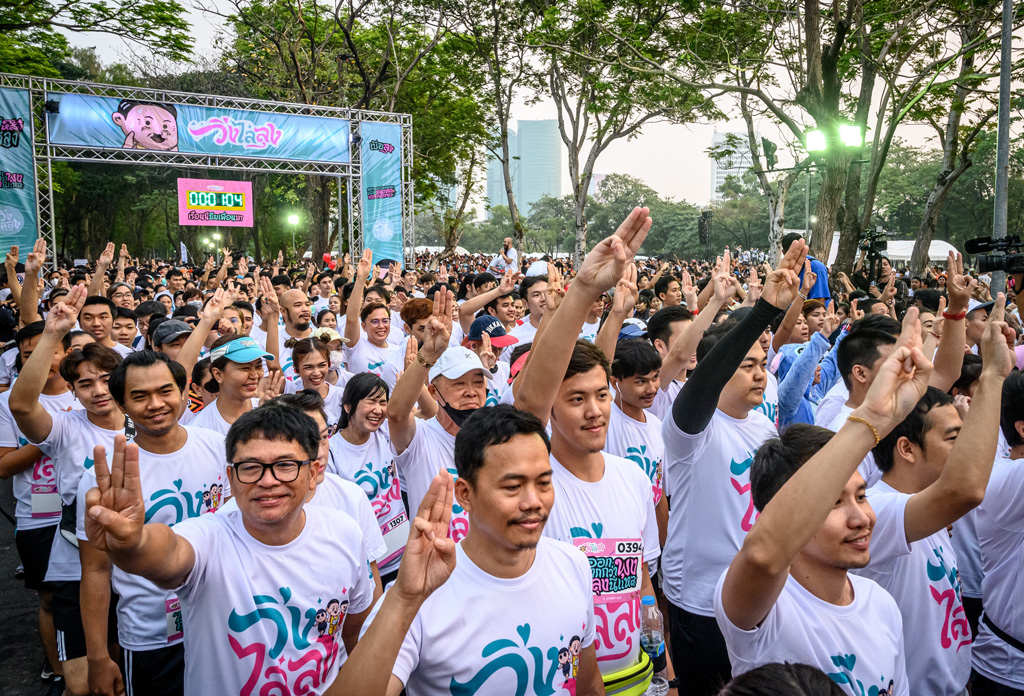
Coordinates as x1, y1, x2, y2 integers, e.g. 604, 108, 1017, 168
176, 178, 254, 227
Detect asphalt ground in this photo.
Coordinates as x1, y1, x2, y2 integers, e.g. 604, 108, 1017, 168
0, 477, 54, 694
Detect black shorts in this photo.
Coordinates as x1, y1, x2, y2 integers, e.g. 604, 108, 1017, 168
122, 643, 184, 696
15, 525, 56, 592
53, 580, 87, 661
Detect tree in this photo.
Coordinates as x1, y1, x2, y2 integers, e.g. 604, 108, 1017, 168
1, 0, 192, 59
535, 0, 717, 266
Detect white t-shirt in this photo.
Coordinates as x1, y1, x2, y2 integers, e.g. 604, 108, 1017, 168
605, 403, 665, 506
76, 427, 229, 650
380, 335, 413, 391
501, 319, 539, 362
329, 430, 406, 575
343, 338, 397, 376
189, 397, 259, 436
0, 389, 80, 531
752, 371, 779, 427
950, 509, 983, 599
484, 361, 510, 407
825, 406, 881, 488
579, 320, 600, 343
661, 409, 777, 615
172, 506, 374, 695
35, 409, 124, 581
0, 347, 18, 385
649, 379, 682, 422
855, 481, 970, 696
814, 380, 850, 428
109, 341, 134, 358
394, 417, 468, 543
973, 455, 1024, 689
714, 571, 908, 696
281, 380, 345, 432
487, 247, 518, 274
363, 538, 594, 695
542, 453, 660, 675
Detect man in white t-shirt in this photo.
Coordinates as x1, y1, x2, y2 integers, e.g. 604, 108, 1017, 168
8, 286, 127, 695
82, 403, 375, 696
973, 370, 1024, 695
503, 274, 548, 360
516, 208, 667, 683
714, 311, 935, 696
80, 295, 133, 357
380, 297, 432, 391
486, 237, 518, 275
854, 306, 1012, 696
278, 288, 314, 380
388, 288, 487, 544
661, 246, 809, 694
362, 404, 603, 695
76, 350, 229, 696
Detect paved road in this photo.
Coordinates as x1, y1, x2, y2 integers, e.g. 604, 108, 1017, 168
0, 478, 53, 695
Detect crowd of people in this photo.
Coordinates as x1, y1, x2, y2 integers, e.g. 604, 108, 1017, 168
2, 214, 1023, 696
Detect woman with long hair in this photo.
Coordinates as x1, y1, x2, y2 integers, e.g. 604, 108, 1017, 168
329, 372, 405, 584
283, 335, 348, 430
189, 333, 273, 435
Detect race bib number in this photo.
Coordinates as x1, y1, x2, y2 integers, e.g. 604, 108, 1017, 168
166, 597, 184, 642
379, 511, 409, 567
573, 537, 643, 604
31, 484, 61, 519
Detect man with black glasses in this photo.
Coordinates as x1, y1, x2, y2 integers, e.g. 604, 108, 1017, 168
82, 403, 375, 696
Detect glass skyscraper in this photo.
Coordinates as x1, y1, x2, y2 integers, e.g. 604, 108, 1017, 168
485, 120, 563, 218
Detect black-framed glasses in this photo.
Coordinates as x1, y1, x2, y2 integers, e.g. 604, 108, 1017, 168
232, 459, 311, 484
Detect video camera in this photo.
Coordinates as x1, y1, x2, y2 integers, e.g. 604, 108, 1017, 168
965, 235, 1024, 275
859, 226, 890, 260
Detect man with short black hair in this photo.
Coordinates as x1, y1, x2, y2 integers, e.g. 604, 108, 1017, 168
76, 350, 228, 696
81, 296, 133, 357
134, 300, 167, 351
82, 402, 375, 695
165, 268, 185, 294
363, 404, 603, 695
112, 306, 138, 350
655, 274, 682, 308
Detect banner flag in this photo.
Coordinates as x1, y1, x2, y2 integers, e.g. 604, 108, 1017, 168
0, 88, 37, 258
360, 122, 403, 267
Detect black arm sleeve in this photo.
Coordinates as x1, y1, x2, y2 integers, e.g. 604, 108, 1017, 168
672, 298, 783, 435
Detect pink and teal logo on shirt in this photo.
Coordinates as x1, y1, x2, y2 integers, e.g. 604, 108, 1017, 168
729, 454, 758, 532
624, 445, 664, 505
827, 653, 895, 696
927, 545, 971, 652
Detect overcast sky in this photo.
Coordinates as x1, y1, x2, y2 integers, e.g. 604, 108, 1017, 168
72, 5, 1017, 208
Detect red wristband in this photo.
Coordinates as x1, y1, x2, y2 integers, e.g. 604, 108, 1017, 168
942, 310, 966, 321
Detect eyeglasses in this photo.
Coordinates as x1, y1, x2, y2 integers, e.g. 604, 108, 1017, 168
367, 318, 390, 327
232, 459, 311, 484
112, 292, 133, 300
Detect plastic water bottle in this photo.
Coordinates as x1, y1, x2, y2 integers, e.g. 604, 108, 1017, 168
640, 595, 668, 694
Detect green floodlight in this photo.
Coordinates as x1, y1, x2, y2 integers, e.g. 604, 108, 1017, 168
287, 214, 300, 225
805, 129, 827, 153
839, 124, 864, 148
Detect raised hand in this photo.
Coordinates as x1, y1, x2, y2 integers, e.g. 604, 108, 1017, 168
477, 332, 497, 370
851, 298, 864, 321
420, 286, 453, 363
980, 294, 1016, 376
403, 334, 419, 371
680, 269, 699, 309
545, 263, 566, 313
355, 248, 373, 282
97, 242, 115, 268
821, 301, 841, 336
612, 263, 638, 315
880, 274, 896, 303
25, 238, 46, 275
259, 276, 279, 320
119, 243, 130, 260
201, 288, 227, 323
4, 245, 18, 270
45, 284, 87, 335
498, 269, 519, 295
761, 239, 808, 310
393, 470, 456, 603
854, 307, 933, 436
84, 436, 146, 554
258, 370, 285, 405
573, 207, 652, 295
944, 251, 972, 313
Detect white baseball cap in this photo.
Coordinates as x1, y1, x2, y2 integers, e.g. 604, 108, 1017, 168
428, 346, 487, 383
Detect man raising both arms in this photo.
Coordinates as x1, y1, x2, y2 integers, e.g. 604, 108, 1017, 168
714, 310, 935, 695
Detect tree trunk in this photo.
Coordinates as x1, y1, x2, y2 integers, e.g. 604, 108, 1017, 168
810, 149, 853, 263
304, 175, 332, 265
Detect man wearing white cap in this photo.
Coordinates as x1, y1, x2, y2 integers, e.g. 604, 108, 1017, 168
388, 287, 488, 544
965, 299, 994, 355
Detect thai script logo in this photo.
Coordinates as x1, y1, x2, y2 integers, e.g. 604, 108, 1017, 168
0, 118, 23, 148
1, 171, 24, 189
827, 653, 894, 696
449, 623, 580, 695
368, 139, 395, 154
372, 218, 396, 242
187, 117, 284, 150
188, 211, 244, 222
729, 454, 758, 532
0, 207, 25, 233
927, 545, 971, 652
367, 186, 397, 201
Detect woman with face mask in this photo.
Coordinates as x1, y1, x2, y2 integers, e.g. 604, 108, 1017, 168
283, 335, 349, 431
329, 372, 406, 585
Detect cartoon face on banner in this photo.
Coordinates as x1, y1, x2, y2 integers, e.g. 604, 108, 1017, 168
111, 100, 179, 151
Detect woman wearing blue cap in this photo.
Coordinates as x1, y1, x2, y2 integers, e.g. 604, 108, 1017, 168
189, 334, 275, 435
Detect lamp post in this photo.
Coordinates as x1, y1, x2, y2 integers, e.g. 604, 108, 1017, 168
803, 123, 864, 250
288, 214, 300, 258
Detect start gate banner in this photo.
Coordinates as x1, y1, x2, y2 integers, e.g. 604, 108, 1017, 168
0, 88, 37, 259
47, 93, 351, 164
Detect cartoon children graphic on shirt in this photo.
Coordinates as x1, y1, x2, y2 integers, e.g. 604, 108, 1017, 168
326, 598, 343, 636
568, 636, 581, 677
202, 490, 212, 513
110, 100, 179, 151
315, 608, 330, 637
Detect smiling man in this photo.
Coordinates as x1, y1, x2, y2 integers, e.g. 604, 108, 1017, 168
8, 286, 126, 696
80, 296, 133, 358
278, 288, 314, 380
75, 350, 228, 696
363, 404, 603, 696
82, 403, 375, 695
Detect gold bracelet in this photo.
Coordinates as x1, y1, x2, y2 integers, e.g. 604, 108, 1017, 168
416, 351, 435, 368
847, 415, 880, 446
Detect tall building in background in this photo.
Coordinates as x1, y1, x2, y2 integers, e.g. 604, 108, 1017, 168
710, 131, 755, 201
485, 120, 562, 219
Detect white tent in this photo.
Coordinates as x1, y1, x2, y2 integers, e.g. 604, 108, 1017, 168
827, 232, 957, 266
415, 245, 470, 256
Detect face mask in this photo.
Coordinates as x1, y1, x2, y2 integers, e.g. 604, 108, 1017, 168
330, 350, 344, 369
188, 300, 203, 310
436, 391, 478, 427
